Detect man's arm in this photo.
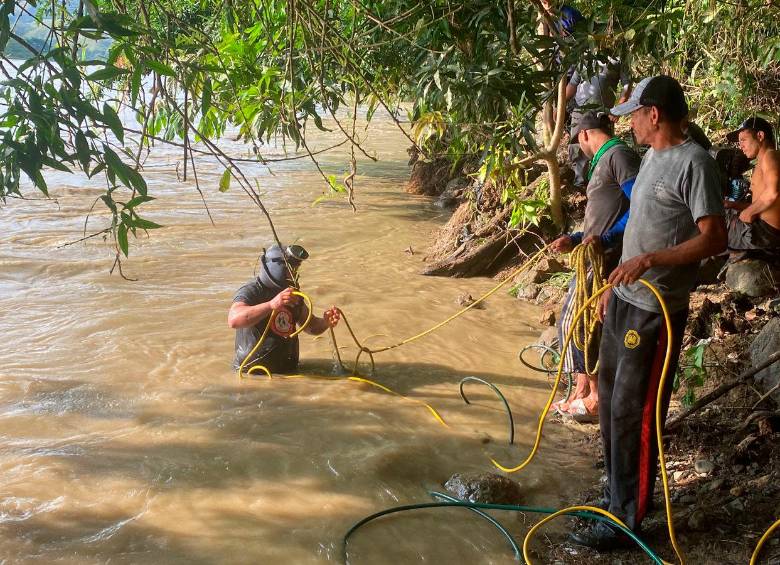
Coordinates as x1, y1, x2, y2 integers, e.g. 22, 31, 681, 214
616, 83, 632, 105
227, 288, 293, 329
566, 69, 580, 102
608, 215, 727, 286
303, 306, 341, 335
739, 153, 780, 222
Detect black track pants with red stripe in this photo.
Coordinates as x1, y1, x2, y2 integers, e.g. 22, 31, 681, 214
597, 293, 688, 531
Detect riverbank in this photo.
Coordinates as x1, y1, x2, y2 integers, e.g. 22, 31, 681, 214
407, 142, 780, 563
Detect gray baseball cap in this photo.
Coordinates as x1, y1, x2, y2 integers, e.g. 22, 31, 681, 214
611, 75, 688, 121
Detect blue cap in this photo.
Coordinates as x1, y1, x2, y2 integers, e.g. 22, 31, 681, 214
559, 5, 584, 34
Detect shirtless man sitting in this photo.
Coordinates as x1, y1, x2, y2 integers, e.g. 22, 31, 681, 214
725, 117, 780, 252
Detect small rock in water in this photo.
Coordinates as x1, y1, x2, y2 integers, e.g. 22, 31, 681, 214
679, 494, 697, 505
537, 327, 559, 347
518, 283, 541, 301
456, 293, 484, 309
729, 486, 745, 497
672, 470, 686, 482
444, 472, 523, 505
694, 459, 714, 475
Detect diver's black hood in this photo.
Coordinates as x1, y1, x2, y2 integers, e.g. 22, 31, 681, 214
258, 244, 305, 291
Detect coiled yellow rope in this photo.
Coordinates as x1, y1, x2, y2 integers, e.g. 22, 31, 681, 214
569, 242, 606, 375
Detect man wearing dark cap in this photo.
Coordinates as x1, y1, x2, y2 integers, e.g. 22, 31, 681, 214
550, 111, 640, 421
724, 117, 780, 252
570, 76, 727, 550
228, 244, 340, 374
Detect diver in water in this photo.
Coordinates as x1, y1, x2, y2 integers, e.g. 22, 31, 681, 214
228, 244, 340, 374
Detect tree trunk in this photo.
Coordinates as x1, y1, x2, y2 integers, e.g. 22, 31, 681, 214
545, 155, 563, 229
422, 229, 536, 277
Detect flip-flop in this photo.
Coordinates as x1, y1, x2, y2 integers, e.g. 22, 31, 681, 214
562, 398, 599, 424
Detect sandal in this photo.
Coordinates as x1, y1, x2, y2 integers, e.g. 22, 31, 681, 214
561, 398, 599, 423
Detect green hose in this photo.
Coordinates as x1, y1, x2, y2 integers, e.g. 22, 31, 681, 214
342, 499, 664, 565
459, 376, 515, 444
429, 491, 521, 561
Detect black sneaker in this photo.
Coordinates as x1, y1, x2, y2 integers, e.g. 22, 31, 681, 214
568, 522, 635, 551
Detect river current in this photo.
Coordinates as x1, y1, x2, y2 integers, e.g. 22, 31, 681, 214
0, 109, 596, 564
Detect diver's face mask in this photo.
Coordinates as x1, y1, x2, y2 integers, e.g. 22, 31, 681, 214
285, 245, 309, 262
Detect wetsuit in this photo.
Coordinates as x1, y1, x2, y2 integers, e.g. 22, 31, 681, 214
232, 279, 305, 374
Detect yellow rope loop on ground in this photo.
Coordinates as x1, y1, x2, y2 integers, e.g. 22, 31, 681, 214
569, 242, 605, 375
493, 279, 685, 565
751, 518, 780, 565
237, 291, 313, 380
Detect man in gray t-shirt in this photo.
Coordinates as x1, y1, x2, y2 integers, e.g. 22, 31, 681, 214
569, 76, 726, 551
550, 111, 640, 421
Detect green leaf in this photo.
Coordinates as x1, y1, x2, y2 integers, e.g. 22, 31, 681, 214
101, 193, 117, 214
131, 217, 162, 230
124, 195, 154, 209
219, 168, 231, 192
88, 162, 105, 179
130, 66, 141, 107
144, 60, 175, 77
126, 167, 147, 196
104, 149, 129, 186
32, 170, 48, 196
86, 66, 129, 81
75, 131, 91, 172
102, 103, 124, 142
201, 78, 212, 117
41, 156, 72, 172
117, 223, 129, 256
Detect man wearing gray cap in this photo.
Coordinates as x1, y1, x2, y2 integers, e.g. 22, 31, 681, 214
569, 76, 727, 550
550, 110, 640, 422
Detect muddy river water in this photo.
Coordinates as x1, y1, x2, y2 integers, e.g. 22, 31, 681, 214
0, 110, 596, 564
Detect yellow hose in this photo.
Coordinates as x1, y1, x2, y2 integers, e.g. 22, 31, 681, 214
751, 518, 780, 565
370, 244, 552, 354
347, 376, 448, 427
236, 292, 447, 427
492, 278, 684, 565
